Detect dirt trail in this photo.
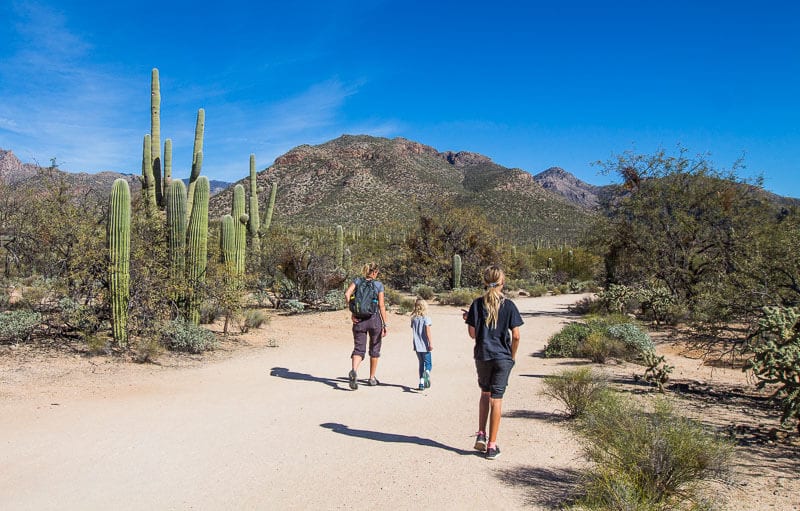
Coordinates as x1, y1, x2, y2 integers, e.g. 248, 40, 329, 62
1, 294, 797, 510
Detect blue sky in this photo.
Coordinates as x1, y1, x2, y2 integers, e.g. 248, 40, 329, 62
1, 1, 798, 197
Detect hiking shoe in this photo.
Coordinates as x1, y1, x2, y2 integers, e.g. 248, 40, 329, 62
486, 445, 501, 460
418, 384, 425, 391
423, 370, 431, 388
348, 370, 358, 390
474, 432, 487, 452
368, 377, 380, 386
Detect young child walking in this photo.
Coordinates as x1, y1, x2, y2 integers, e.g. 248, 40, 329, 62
410, 298, 433, 391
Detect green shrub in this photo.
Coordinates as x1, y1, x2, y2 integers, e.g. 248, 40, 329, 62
411, 284, 436, 300
397, 297, 416, 314
642, 350, 675, 392
577, 331, 625, 363
540, 367, 609, 419
237, 309, 270, 333
282, 299, 305, 314
199, 301, 223, 325
383, 287, 405, 307
160, 320, 217, 353
606, 322, 655, 357
0, 310, 42, 343
134, 336, 164, 363
323, 289, 346, 310
746, 306, 800, 431
438, 288, 482, 307
527, 284, 548, 297
576, 394, 733, 510
544, 322, 591, 357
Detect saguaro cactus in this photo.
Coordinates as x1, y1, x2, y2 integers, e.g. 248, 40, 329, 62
166, 180, 187, 282
247, 154, 261, 254
453, 253, 462, 289
261, 182, 277, 233
186, 108, 205, 217
232, 184, 248, 277
163, 138, 172, 193
108, 179, 131, 347
141, 134, 156, 212
335, 224, 344, 268
220, 214, 237, 277
151, 68, 164, 208
186, 177, 209, 324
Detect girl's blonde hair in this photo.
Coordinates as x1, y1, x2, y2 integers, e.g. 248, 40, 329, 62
482, 265, 505, 328
361, 262, 380, 278
412, 297, 428, 317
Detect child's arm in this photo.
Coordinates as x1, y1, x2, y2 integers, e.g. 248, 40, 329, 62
425, 324, 433, 351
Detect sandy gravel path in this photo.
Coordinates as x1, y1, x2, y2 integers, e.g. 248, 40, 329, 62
1, 294, 590, 510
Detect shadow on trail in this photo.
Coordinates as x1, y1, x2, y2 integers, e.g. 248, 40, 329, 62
494, 465, 582, 508
503, 409, 568, 422
270, 367, 349, 391
520, 309, 579, 319
270, 367, 416, 393
320, 422, 476, 456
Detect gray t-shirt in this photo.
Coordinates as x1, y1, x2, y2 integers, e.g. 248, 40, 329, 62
410, 315, 432, 352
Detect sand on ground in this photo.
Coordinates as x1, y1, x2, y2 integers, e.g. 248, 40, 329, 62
1, 293, 798, 510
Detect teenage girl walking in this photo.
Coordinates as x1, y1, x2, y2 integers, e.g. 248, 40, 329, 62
464, 265, 523, 460
410, 298, 433, 390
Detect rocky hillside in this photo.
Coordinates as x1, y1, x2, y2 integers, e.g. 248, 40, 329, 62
210, 135, 595, 244
533, 166, 605, 210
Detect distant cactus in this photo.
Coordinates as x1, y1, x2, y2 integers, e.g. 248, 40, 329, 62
247, 154, 261, 254
232, 184, 248, 277
166, 180, 187, 282
453, 253, 462, 289
186, 108, 205, 217
335, 224, 344, 268
343, 247, 352, 274
108, 179, 131, 347
186, 177, 209, 324
261, 182, 277, 233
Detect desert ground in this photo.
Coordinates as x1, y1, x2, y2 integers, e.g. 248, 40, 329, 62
1, 293, 798, 510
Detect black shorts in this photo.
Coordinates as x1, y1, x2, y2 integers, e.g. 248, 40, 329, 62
475, 358, 515, 398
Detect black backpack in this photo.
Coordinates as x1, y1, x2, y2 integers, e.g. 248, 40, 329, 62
349, 278, 379, 319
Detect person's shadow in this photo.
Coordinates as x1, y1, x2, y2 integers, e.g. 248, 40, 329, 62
320, 422, 476, 456
270, 367, 416, 392
270, 367, 349, 391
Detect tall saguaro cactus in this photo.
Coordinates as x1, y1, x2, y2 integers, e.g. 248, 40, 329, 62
186, 108, 205, 217
231, 184, 248, 277
220, 214, 237, 277
141, 134, 156, 212
164, 138, 172, 193
186, 177, 209, 324
166, 180, 187, 282
453, 253, 462, 289
151, 68, 164, 208
247, 154, 261, 254
108, 179, 131, 347
261, 182, 277, 234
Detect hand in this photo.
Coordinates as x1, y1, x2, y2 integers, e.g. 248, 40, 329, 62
461, 309, 468, 321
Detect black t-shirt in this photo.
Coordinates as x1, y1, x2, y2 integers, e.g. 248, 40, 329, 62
466, 297, 524, 361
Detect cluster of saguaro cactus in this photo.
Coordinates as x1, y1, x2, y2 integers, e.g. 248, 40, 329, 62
186, 108, 205, 217
108, 179, 131, 347
231, 184, 248, 277
453, 253, 462, 289
166, 180, 187, 282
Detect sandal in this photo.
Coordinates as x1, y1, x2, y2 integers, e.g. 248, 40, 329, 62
348, 370, 358, 390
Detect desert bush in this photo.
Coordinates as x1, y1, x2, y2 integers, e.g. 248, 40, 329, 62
605, 322, 655, 356
134, 336, 164, 363
199, 301, 223, 325
568, 295, 603, 315
396, 296, 416, 314
746, 306, 800, 432
544, 322, 591, 358
438, 287, 482, 307
527, 284, 548, 297
323, 289, 346, 310
540, 367, 609, 419
575, 393, 733, 510
0, 310, 42, 343
641, 351, 675, 392
281, 299, 305, 314
383, 287, 405, 307
411, 284, 436, 300
237, 309, 270, 333
159, 319, 217, 353
597, 283, 637, 314
578, 331, 626, 363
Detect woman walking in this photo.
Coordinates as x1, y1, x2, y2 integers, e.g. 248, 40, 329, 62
344, 262, 388, 390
